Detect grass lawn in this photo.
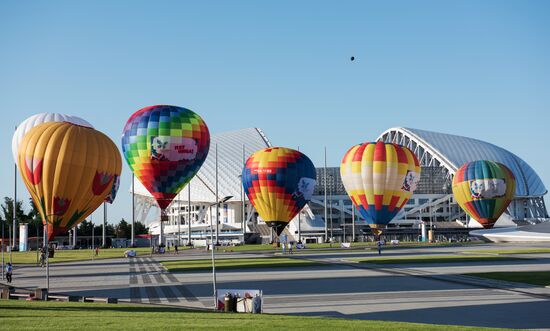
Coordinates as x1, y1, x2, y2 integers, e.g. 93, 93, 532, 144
465, 271, 550, 286
349, 255, 522, 265
466, 248, 550, 255
219, 241, 478, 253
162, 257, 323, 272
4, 247, 159, 265
0, 300, 505, 330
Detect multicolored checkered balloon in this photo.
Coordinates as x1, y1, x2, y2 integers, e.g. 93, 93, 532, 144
340, 141, 421, 236
242, 147, 316, 236
452, 160, 515, 229
121, 105, 210, 210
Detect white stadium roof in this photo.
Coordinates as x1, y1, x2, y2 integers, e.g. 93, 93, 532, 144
378, 127, 546, 197
133, 127, 271, 204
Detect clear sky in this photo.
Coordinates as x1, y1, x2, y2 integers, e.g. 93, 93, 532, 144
1, 0, 549, 226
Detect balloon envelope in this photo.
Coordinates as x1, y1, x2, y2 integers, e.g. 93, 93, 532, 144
121, 105, 210, 210
340, 141, 421, 235
452, 160, 515, 229
18, 122, 121, 240
12, 113, 93, 163
242, 147, 316, 236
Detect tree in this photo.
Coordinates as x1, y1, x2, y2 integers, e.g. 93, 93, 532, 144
134, 221, 149, 235
116, 219, 130, 238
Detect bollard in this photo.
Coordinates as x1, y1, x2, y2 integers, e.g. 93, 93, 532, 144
1, 286, 14, 299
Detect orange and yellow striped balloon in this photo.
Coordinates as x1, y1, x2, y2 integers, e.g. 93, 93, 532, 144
340, 141, 420, 235
18, 122, 122, 240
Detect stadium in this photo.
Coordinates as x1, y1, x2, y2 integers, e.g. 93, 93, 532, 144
134, 127, 549, 245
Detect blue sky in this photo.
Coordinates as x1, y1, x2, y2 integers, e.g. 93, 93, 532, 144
1, 0, 549, 225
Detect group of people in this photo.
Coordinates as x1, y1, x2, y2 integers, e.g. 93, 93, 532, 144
281, 241, 294, 254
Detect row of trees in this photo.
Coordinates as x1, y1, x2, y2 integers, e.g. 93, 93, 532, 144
0, 197, 148, 239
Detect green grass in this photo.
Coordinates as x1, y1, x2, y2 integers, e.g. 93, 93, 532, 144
466, 271, 550, 286
349, 255, 522, 265
218, 241, 478, 253
4, 247, 158, 265
162, 257, 323, 272
0, 300, 505, 330
467, 248, 550, 255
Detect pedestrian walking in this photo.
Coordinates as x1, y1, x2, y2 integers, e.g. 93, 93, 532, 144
39, 247, 46, 267
288, 242, 293, 254
377, 240, 383, 255
95, 246, 99, 256
5, 262, 13, 283
174, 244, 179, 255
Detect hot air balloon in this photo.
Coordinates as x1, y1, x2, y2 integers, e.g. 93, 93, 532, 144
12, 113, 93, 163
121, 105, 210, 218
242, 147, 316, 236
452, 160, 515, 229
340, 141, 421, 236
18, 122, 121, 240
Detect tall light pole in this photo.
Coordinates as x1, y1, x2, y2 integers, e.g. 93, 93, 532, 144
209, 195, 232, 309
1, 218, 4, 280
297, 145, 301, 243
351, 206, 356, 242
102, 202, 107, 248
329, 174, 334, 240
215, 144, 219, 245
187, 183, 192, 246
324, 146, 328, 241
241, 143, 246, 244
13, 127, 17, 251
131, 174, 135, 247
177, 194, 181, 246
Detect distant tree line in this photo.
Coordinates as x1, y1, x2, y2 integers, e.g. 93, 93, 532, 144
0, 197, 148, 239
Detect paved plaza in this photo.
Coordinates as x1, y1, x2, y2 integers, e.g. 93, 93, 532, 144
5, 243, 550, 328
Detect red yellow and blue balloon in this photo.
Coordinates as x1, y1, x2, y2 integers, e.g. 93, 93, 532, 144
340, 141, 421, 236
18, 122, 122, 240
242, 147, 316, 236
121, 105, 210, 211
452, 160, 515, 229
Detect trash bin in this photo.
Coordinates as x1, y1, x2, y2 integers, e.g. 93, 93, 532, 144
224, 293, 233, 313
231, 293, 238, 312
252, 294, 262, 314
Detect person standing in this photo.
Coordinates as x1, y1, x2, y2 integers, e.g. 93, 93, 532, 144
174, 244, 179, 255
377, 240, 383, 255
6, 262, 13, 283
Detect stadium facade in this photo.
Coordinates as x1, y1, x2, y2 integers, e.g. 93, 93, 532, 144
135, 127, 548, 245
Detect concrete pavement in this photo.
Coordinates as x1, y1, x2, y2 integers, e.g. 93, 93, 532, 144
4, 243, 550, 328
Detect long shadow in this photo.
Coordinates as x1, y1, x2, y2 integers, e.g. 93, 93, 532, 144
15, 271, 132, 280
173, 264, 353, 274
286, 300, 550, 329
180, 274, 479, 297
0, 303, 204, 314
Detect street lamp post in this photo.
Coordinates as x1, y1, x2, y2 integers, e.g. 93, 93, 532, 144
324, 147, 328, 241
209, 195, 232, 309
351, 206, 355, 242
1, 218, 4, 280
188, 183, 192, 246
178, 195, 181, 246
329, 174, 334, 241
131, 174, 135, 247
242, 144, 246, 244
215, 144, 219, 245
